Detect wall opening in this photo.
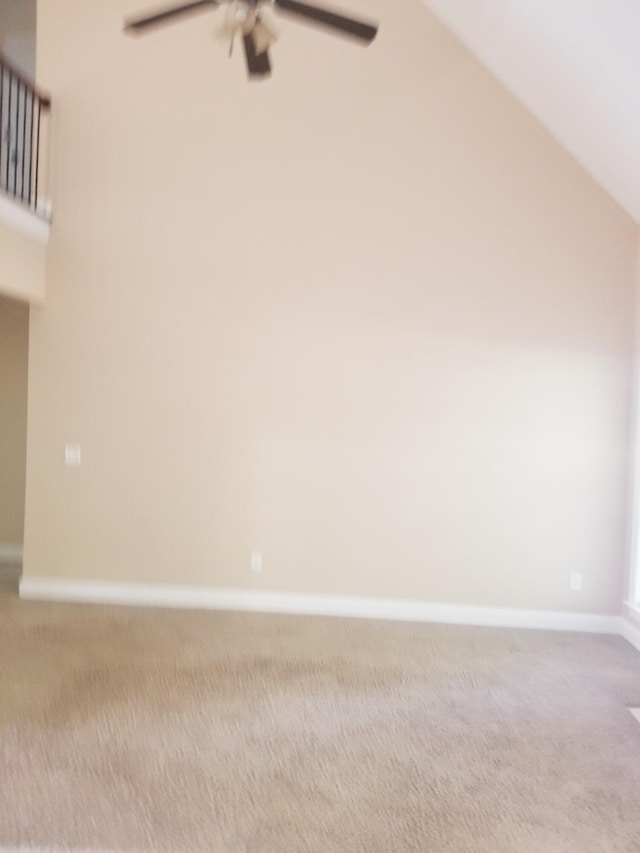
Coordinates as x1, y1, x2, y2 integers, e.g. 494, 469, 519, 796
0, 0, 36, 79
0, 293, 29, 591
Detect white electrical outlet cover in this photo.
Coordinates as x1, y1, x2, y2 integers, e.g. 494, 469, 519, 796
251, 551, 262, 573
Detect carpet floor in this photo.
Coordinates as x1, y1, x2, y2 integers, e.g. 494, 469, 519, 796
1, 591, 640, 853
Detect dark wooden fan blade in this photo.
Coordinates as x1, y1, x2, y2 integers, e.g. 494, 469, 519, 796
124, 0, 218, 33
242, 31, 272, 78
274, 0, 377, 42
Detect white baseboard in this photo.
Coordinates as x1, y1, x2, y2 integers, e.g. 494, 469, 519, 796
619, 616, 640, 652
18, 577, 620, 635
0, 543, 23, 565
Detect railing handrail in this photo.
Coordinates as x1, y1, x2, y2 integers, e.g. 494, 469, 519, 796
0, 55, 51, 109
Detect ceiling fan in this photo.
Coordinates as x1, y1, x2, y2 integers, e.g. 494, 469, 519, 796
124, 0, 378, 79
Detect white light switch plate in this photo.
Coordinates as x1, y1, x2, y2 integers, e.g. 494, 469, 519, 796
65, 444, 81, 466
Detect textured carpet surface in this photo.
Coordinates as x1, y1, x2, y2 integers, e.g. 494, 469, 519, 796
1, 591, 640, 852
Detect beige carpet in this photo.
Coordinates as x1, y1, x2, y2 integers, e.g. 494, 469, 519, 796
1, 591, 640, 853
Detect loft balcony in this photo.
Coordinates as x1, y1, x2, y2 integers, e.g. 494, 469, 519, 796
0, 55, 51, 303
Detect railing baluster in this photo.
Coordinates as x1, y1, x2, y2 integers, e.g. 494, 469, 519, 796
6, 72, 12, 191
0, 66, 4, 191
11, 79, 19, 196
27, 89, 34, 207
0, 55, 51, 219
21, 81, 27, 200
34, 98, 42, 211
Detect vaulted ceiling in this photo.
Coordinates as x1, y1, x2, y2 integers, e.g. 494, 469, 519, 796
423, 0, 640, 225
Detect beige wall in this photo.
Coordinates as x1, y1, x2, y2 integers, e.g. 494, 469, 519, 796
24, 0, 639, 613
0, 294, 29, 546
625, 240, 640, 616
0, 214, 47, 303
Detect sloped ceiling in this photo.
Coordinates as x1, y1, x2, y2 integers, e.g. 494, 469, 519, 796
423, 0, 640, 224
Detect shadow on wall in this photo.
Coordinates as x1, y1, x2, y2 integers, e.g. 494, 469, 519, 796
0, 294, 29, 587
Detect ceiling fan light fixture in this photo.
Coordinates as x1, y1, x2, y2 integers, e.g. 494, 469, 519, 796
233, 2, 250, 23
252, 17, 278, 54
124, 0, 378, 78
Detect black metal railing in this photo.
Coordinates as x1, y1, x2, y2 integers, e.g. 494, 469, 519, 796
0, 56, 51, 218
